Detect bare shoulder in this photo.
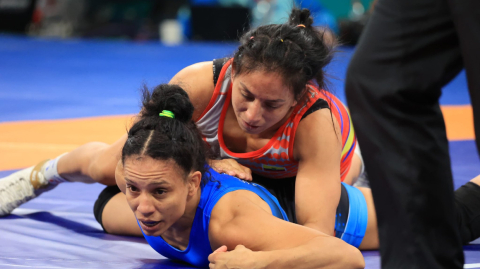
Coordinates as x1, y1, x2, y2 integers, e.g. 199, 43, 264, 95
208, 191, 255, 232
296, 108, 340, 137
293, 108, 341, 161
169, 61, 215, 120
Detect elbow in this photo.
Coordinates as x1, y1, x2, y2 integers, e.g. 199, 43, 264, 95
345, 246, 365, 269
331, 240, 364, 269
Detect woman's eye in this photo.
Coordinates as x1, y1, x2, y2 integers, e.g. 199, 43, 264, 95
242, 93, 254, 101
127, 185, 138, 192
155, 189, 166, 195
266, 104, 280, 109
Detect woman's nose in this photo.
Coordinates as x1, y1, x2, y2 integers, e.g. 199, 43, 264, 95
245, 101, 262, 123
136, 193, 155, 216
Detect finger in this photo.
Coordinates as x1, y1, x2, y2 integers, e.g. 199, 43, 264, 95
213, 245, 228, 254
239, 166, 252, 181
208, 250, 225, 263
225, 158, 236, 164
235, 244, 246, 250
242, 170, 252, 181
214, 166, 226, 173
208, 252, 217, 262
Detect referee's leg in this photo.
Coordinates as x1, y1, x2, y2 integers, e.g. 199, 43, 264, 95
345, 0, 465, 267
448, 0, 480, 155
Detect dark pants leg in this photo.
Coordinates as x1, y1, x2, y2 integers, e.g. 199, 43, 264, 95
345, 0, 477, 267
448, 0, 480, 154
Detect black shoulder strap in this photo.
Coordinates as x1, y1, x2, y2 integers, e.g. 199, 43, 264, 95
301, 98, 330, 120
213, 57, 230, 87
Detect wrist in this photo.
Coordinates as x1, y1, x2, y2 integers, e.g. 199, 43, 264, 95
253, 251, 273, 269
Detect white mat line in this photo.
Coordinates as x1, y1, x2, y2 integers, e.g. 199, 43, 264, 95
0, 264, 77, 269
465, 264, 480, 268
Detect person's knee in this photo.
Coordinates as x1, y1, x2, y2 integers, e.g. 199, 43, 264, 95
94, 185, 121, 233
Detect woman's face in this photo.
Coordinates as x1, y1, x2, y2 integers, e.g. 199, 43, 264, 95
122, 156, 195, 237
231, 69, 298, 135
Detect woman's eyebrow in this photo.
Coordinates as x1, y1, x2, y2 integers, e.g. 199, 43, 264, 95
239, 82, 285, 102
125, 177, 169, 186
239, 82, 251, 93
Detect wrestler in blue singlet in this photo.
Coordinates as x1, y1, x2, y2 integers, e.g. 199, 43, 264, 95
140, 168, 289, 268
140, 168, 368, 267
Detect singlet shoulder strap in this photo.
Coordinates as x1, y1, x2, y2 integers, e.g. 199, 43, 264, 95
301, 98, 330, 120
213, 57, 230, 87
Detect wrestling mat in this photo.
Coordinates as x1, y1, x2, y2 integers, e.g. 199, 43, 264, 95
0, 35, 479, 268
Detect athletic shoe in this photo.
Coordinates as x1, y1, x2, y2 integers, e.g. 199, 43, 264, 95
0, 160, 58, 216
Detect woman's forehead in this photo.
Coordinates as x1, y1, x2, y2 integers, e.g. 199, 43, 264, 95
237, 71, 294, 99
123, 156, 184, 182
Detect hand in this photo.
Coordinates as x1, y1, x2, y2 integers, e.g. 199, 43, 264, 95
208, 245, 261, 269
210, 159, 252, 181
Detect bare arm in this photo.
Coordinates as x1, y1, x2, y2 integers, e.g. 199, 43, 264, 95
169, 61, 215, 121
171, 61, 254, 180
58, 62, 215, 184
208, 192, 364, 269
293, 109, 342, 235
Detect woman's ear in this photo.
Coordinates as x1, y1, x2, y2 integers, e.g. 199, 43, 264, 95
115, 160, 127, 194
292, 87, 307, 107
187, 171, 202, 196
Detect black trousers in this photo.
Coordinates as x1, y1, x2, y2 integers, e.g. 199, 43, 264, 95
345, 0, 480, 268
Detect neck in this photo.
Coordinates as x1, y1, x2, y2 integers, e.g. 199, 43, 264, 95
162, 187, 202, 250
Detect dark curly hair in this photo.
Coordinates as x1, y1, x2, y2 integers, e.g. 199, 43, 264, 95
233, 8, 334, 100
122, 84, 209, 183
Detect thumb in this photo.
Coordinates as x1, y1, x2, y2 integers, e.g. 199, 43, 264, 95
213, 245, 228, 254
208, 246, 228, 262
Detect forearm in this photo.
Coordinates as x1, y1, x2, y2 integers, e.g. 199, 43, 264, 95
295, 169, 340, 236
301, 221, 334, 236
255, 236, 364, 269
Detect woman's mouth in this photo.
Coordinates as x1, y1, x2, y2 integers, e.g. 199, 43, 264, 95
242, 120, 259, 130
139, 220, 162, 233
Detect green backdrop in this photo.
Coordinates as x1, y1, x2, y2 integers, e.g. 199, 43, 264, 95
319, 0, 375, 19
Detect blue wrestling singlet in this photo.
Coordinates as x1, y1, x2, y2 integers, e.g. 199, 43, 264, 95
334, 183, 368, 248
140, 168, 289, 268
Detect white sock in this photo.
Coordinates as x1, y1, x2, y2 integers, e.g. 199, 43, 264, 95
42, 153, 68, 184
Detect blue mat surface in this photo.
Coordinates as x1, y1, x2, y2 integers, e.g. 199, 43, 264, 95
0, 35, 478, 268
0, 34, 471, 123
